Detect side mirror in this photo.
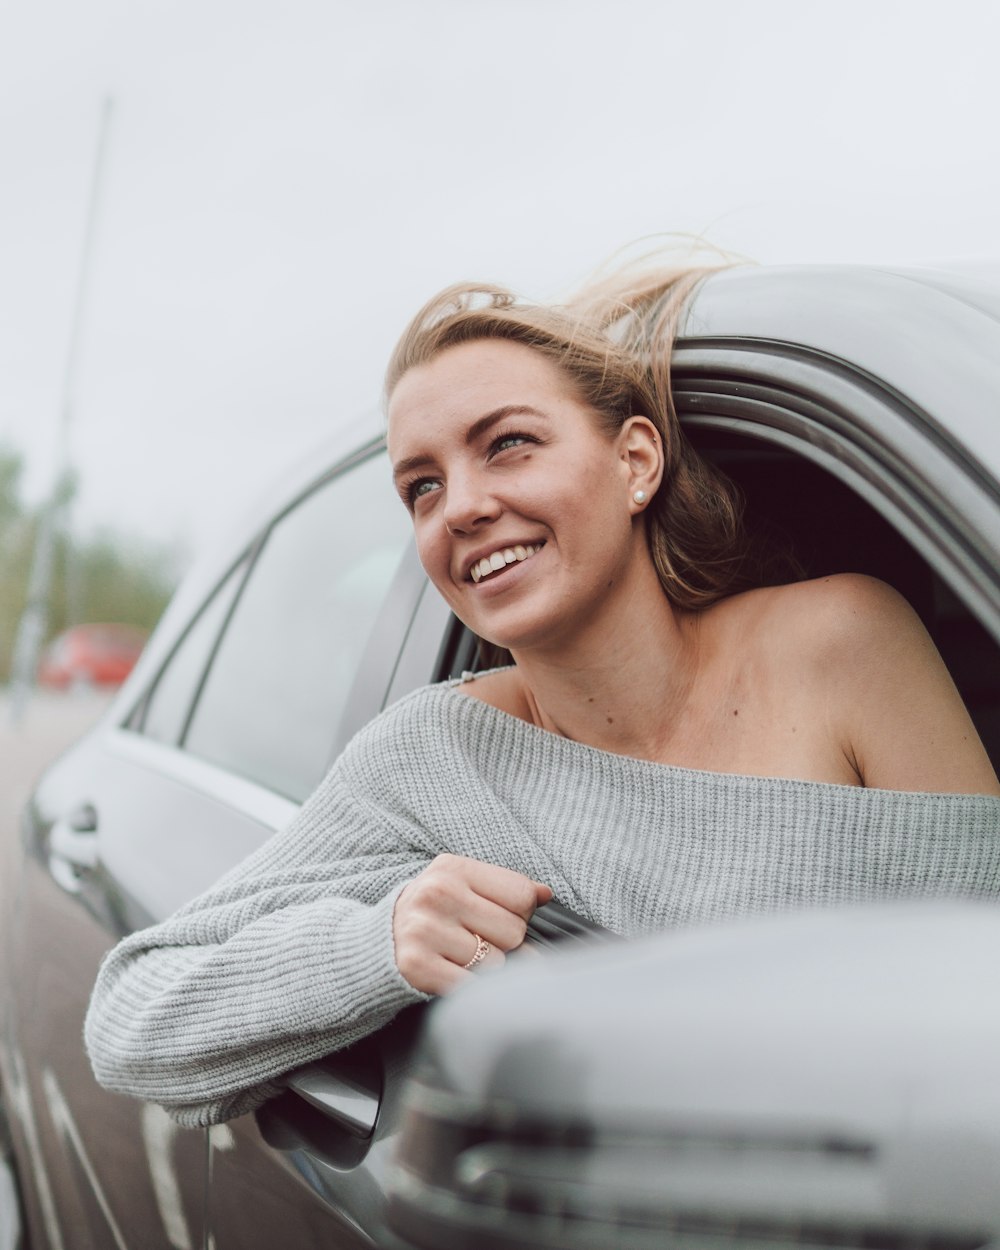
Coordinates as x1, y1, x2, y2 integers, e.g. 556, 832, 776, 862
387, 902, 1000, 1250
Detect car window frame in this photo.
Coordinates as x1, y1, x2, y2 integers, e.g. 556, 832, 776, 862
124, 548, 255, 736
671, 340, 1000, 645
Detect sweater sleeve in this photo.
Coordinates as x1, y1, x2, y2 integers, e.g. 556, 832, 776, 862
84, 744, 436, 1127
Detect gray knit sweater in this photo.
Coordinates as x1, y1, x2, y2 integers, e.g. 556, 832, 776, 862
84, 681, 1000, 1126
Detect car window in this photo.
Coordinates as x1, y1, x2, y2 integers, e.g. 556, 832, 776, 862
138, 557, 250, 744
181, 451, 410, 801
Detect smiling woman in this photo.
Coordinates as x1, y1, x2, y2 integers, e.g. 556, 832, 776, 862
388, 337, 669, 658
84, 256, 1000, 1126
385, 272, 761, 613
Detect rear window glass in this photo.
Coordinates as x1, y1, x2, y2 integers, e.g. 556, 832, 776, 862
181, 453, 410, 800
139, 559, 248, 745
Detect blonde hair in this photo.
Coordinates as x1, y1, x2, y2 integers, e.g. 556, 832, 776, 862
385, 254, 763, 611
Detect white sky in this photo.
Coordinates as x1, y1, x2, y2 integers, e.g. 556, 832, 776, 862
2, 0, 999, 566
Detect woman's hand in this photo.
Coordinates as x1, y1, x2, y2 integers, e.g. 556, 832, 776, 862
392, 853, 553, 994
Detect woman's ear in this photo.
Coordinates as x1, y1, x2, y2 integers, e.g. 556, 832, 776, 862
619, 416, 664, 510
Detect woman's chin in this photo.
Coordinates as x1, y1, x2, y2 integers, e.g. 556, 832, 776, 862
464, 612, 579, 659
448, 570, 601, 658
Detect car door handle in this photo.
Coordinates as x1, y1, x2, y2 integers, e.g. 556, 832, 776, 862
48, 804, 99, 888
284, 1062, 380, 1138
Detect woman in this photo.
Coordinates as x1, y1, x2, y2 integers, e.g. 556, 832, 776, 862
86, 261, 1000, 1125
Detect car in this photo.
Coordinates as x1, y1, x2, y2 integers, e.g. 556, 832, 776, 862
36, 623, 149, 690
1, 262, 999, 1250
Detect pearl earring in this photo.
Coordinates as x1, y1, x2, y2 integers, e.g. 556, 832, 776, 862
633, 489, 647, 505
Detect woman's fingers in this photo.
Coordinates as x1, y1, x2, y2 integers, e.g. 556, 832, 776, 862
452, 892, 533, 953
407, 854, 549, 922
392, 854, 551, 995
423, 948, 505, 996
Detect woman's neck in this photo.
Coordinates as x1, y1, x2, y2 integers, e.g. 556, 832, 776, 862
508, 579, 705, 760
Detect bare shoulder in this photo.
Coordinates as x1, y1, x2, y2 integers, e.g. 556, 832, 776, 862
748, 572, 923, 661
713, 574, 999, 794
743, 574, 998, 794
726, 570, 908, 625
736, 572, 947, 724
706, 573, 916, 670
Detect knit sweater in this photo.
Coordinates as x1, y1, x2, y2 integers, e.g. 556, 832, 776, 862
84, 680, 1000, 1126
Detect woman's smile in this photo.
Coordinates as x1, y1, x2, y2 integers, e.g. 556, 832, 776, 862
466, 542, 544, 584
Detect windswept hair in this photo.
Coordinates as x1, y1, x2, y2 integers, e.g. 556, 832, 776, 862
385, 248, 769, 612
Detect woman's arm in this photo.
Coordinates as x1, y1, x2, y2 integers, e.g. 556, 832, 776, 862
84, 758, 436, 1125
85, 704, 553, 1127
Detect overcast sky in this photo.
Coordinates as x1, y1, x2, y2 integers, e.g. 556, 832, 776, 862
2, 0, 999, 566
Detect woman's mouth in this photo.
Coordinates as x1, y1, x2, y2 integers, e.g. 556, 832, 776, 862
469, 543, 544, 584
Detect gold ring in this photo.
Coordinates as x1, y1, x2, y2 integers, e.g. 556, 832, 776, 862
463, 933, 491, 970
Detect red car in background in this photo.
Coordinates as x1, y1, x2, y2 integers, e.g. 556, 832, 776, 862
37, 623, 148, 689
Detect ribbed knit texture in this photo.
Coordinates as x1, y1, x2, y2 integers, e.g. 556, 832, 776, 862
85, 681, 1000, 1126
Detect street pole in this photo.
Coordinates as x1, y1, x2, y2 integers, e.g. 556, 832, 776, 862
9, 97, 115, 725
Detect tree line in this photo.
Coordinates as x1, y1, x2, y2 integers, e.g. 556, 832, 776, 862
0, 444, 178, 683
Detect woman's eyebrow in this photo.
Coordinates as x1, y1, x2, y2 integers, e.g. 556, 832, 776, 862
391, 405, 547, 481
464, 405, 547, 445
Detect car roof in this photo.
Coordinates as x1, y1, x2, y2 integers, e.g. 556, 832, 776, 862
682, 263, 1000, 487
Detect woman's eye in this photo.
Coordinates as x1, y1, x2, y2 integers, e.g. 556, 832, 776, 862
490, 432, 534, 456
408, 478, 441, 505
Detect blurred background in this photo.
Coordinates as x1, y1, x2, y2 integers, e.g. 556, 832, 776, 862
1, 0, 999, 733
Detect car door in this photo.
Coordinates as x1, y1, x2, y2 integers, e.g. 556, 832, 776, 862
9, 445, 417, 1250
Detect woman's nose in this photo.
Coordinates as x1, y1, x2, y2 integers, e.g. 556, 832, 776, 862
443, 473, 501, 534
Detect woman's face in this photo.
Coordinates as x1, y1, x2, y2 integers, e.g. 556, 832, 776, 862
386, 338, 657, 655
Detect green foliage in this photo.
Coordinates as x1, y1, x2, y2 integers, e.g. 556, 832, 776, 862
0, 449, 23, 526
0, 444, 177, 683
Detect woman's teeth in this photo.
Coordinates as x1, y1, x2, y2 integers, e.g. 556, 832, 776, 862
470, 544, 541, 584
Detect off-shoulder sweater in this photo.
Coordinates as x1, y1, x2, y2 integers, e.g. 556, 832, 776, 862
84, 681, 1000, 1126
